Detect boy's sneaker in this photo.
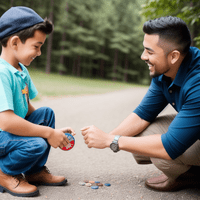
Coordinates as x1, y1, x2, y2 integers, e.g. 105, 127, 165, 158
25, 166, 67, 186
0, 169, 39, 197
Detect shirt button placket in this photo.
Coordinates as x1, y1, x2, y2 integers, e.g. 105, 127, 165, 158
169, 89, 175, 106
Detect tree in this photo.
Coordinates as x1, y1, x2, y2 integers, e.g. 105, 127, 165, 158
45, 0, 54, 74
142, 0, 200, 47
107, 0, 145, 82
0, 0, 147, 84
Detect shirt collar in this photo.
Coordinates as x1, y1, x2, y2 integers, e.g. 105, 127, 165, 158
0, 58, 26, 76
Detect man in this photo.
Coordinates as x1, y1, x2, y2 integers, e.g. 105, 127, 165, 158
81, 16, 200, 192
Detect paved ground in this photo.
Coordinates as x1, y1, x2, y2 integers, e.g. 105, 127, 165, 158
2, 87, 200, 200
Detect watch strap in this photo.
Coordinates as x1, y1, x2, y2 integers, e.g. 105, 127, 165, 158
113, 135, 121, 144
110, 135, 121, 152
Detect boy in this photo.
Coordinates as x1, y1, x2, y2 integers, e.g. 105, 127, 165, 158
0, 6, 75, 197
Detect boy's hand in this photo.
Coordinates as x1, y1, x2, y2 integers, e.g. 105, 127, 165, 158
47, 129, 70, 149
60, 127, 76, 136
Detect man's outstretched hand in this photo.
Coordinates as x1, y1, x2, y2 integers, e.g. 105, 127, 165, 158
81, 125, 114, 149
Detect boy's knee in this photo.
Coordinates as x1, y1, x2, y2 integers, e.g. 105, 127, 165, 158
37, 106, 55, 128
40, 106, 55, 116
27, 138, 48, 156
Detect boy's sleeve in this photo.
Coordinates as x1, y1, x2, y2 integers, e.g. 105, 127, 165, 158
28, 77, 38, 100
0, 71, 14, 112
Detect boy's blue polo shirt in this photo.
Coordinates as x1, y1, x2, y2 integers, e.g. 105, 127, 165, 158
134, 47, 200, 159
0, 58, 38, 124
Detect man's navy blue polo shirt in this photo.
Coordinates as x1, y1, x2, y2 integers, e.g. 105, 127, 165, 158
134, 47, 200, 159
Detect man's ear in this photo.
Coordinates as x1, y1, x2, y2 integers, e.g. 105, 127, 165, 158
168, 50, 181, 65
9, 36, 20, 50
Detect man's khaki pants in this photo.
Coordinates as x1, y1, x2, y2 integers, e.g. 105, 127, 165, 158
133, 114, 200, 179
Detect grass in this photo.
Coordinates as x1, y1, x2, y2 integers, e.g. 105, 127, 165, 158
28, 68, 145, 101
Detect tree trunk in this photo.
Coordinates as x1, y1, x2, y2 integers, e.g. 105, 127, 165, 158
124, 54, 129, 82
76, 21, 83, 77
45, 0, 54, 74
77, 55, 81, 77
99, 46, 105, 78
10, 0, 14, 7
89, 58, 93, 77
190, 2, 199, 47
59, 32, 66, 74
72, 57, 77, 75
112, 49, 118, 81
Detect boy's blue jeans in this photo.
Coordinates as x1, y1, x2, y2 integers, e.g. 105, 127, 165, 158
0, 107, 54, 176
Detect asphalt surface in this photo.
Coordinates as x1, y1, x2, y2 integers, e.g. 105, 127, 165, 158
2, 87, 200, 200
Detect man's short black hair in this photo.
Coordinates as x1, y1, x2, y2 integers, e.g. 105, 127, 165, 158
143, 16, 191, 55
0, 18, 53, 47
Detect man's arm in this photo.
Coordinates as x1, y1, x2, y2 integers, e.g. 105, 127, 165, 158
82, 126, 171, 160
118, 134, 171, 160
109, 113, 150, 137
81, 113, 171, 160
109, 113, 170, 159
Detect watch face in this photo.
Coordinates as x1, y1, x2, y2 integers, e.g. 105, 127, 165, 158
110, 143, 118, 152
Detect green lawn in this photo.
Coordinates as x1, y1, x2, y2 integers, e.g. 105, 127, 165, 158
28, 68, 144, 101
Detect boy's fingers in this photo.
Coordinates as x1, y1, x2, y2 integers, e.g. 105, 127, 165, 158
71, 132, 76, 136
64, 136, 70, 144
70, 129, 76, 136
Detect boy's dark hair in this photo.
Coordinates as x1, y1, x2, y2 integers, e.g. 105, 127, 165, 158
143, 16, 191, 55
0, 18, 53, 47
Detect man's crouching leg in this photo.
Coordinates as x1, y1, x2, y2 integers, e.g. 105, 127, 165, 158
132, 114, 176, 165
146, 140, 200, 192
132, 114, 200, 191
146, 157, 191, 192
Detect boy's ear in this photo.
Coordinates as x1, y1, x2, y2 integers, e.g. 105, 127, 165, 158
9, 36, 20, 49
168, 50, 181, 65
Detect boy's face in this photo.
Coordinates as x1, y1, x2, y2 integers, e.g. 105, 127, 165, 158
15, 30, 46, 67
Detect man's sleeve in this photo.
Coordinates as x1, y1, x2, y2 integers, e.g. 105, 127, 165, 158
134, 78, 168, 122
161, 77, 200, 159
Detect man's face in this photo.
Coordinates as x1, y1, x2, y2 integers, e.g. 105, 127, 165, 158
141, 34, 172, 78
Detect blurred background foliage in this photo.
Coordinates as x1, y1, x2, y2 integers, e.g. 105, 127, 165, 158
142, 0, 200, 48
0, 0, 200, 85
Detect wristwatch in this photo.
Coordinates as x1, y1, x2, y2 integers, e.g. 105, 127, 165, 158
110, 135, 121, 153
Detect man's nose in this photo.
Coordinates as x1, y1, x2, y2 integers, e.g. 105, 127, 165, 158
141, 50, 148, 61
